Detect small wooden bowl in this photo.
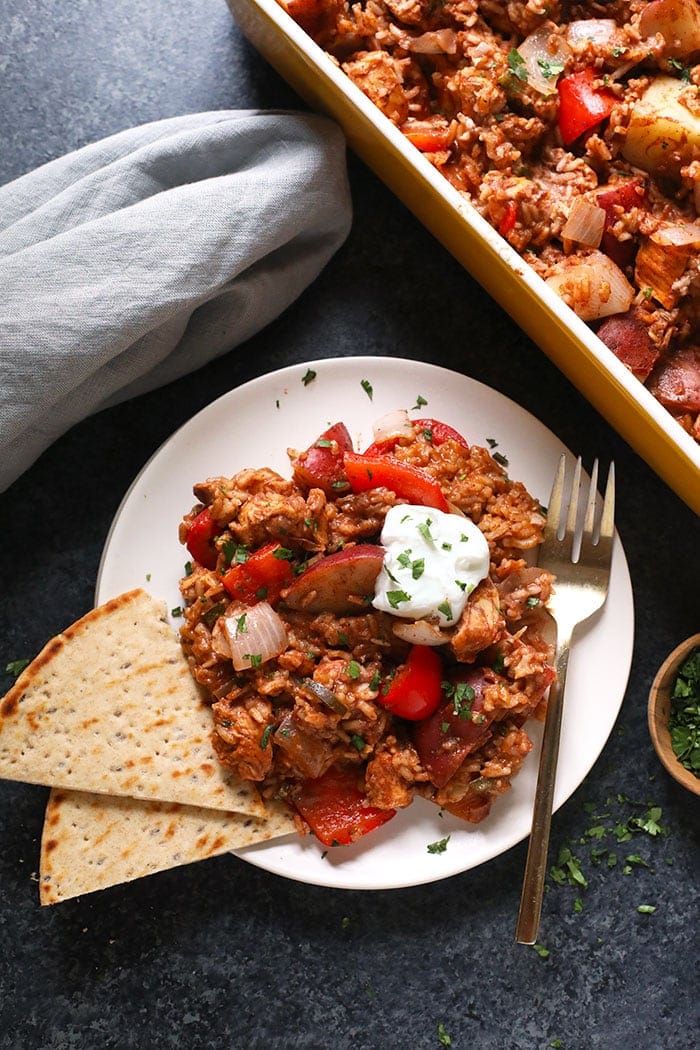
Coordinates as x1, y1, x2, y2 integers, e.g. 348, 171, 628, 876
648, 633, 700, 796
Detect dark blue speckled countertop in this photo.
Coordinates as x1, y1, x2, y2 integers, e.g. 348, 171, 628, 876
0, 2, 697, 1048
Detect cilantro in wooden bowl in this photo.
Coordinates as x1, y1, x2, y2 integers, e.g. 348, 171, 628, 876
648, 634, 700, 795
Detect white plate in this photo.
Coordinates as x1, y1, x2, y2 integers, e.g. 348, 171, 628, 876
97, 357, 634, 890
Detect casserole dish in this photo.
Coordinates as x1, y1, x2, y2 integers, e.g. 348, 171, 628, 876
226, 0, 700, 514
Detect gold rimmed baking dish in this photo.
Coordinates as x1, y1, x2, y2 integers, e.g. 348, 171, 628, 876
226, 0, 700, 514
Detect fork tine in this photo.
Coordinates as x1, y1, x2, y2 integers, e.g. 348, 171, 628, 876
583, 458, 599, 541
600, 461, 615, 541
564, 457, 582, 544
545, 454, 566, 539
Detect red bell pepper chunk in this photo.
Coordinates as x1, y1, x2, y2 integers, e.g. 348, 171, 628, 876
185, 508, 219, 571
293, 765, 396, 846
557, 67, 616, 146
222, 542, 295, 605
401, 118, 454, 153
379, 645, 444, 721
363, 417, 469, 457
344, 451, 450, 511
497, 199, 518, 238
292, 421, 353, 495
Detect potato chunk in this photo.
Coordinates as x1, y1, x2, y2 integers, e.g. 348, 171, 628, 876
622, 76, 700, 178
625, 76, 700, 178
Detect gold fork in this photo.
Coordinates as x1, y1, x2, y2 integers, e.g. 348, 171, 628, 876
516, 454, 615, 945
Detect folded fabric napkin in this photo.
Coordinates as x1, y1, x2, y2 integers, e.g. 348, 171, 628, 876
0, 110, 352, 492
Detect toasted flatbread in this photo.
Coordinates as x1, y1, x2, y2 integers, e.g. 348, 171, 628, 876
0, 589, 263, 816
39, 787, 296, 904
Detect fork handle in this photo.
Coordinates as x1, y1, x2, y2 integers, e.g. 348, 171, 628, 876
515, 629, 572, 944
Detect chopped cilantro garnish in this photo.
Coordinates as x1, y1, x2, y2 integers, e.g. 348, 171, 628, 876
260, 725, 273, 749
427, 835, 450, 854
417, 519, 434, 543
669, 647, 700, 777
5, 658, 29, 677
438, 601, 454, 620
235, 613, 248, 635
170, 606, 183, 618
315, 438, 333, 448
507, 48, 528, 82
668, 58, 691, 82
360, 378, 373, 399
537, 57, 565, 79
302, 368, 317, 386
532, 943, 550, 959
245, 653, 263, 669
202, 601, 226, 628
387, 589, 411, 608
411, 557, 425, 580
223, 540, 248, 565
449, 681, 475, 719
350, 734, 366, 752
437, 1023, 452, 1047
347, 660, 361, 680
273, 547, 294, 560
412, 394, 428, 410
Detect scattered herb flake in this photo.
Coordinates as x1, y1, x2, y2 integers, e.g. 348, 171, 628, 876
437, 1023, 452, 1047
413, 394, 428, 410
361, 378, 373, 400
537, 57, 565, 79
532, 943, 550, 959
347, 660, 361, 680
411, 557, 425, 579
427, 835, 450, 854
302, 368, 317, 386
417, 519, 434, 543
637, 904, 656, 914
260, 725, 273, 749
507, 48, 529, 82
387, 589, 411, 608
5, 658, 29, 677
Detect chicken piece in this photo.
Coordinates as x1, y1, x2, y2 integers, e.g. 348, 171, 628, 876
364, 750, 414, 809
342, 51, 410, 125
450, 577, 505, 663
211, 696, 274, 781
229, 487, 328, 551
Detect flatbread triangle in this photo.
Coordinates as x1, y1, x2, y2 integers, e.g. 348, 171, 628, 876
39, 787, 295, 905
0, 589, 264, 816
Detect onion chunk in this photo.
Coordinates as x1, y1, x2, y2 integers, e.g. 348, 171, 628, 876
220, 602, 288, 671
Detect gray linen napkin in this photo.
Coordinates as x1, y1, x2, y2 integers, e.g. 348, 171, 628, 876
0, 110, 352, 491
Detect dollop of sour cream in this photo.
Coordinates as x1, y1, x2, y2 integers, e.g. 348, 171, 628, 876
372, 505, 490, 627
